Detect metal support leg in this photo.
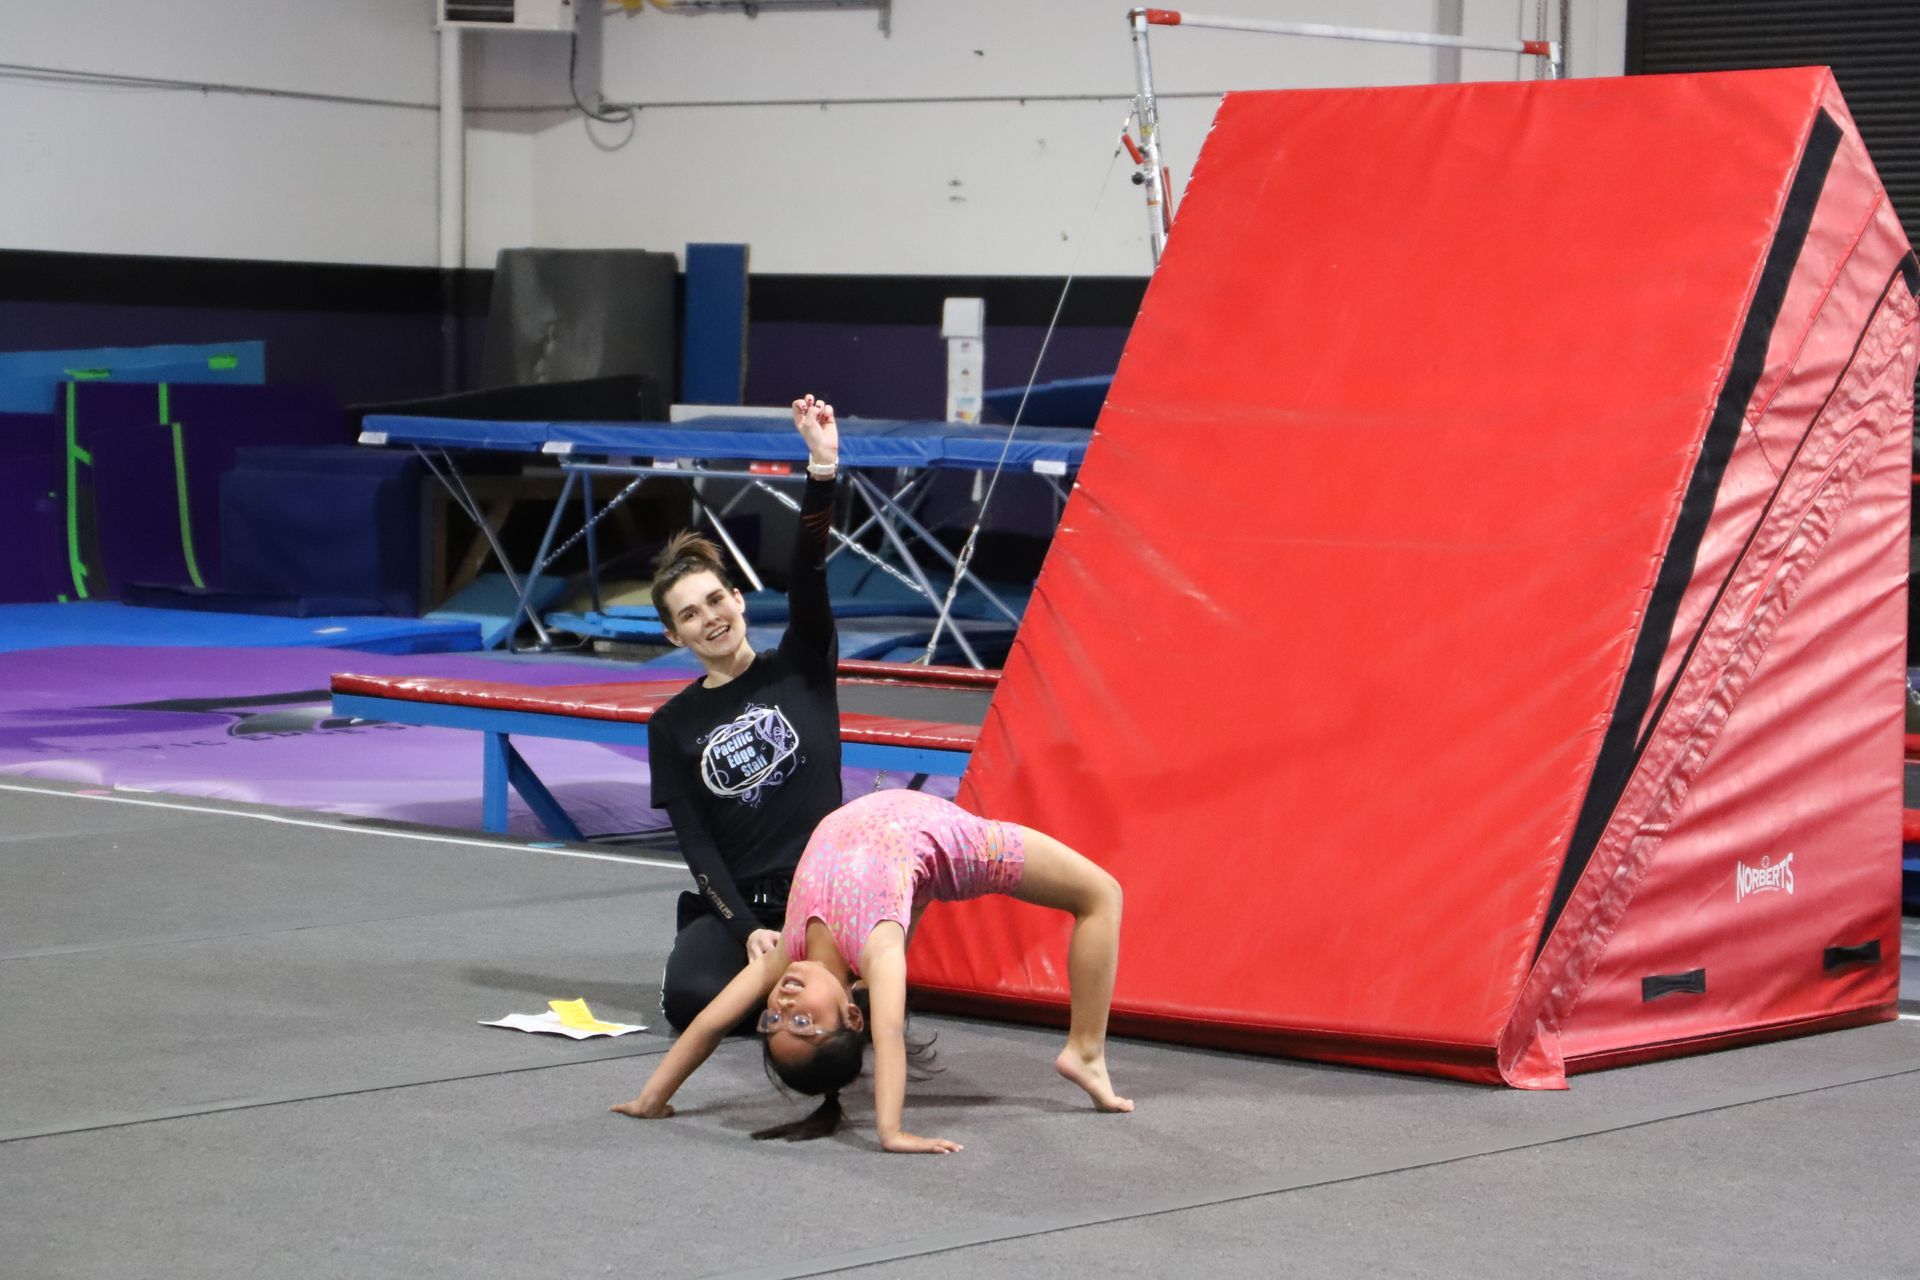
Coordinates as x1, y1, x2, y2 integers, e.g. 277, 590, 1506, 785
505, 741, 587, 842
750, 479, 934, 603
846, 472, 1026, 626
415, 447, 555, 649
511, 471, 579, 651
581, 470, 603, 614
826, 471, 935, 573
689, 476, 766, 592
858, 481, 983, 667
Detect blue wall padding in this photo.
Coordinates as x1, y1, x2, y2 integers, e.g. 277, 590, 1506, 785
681, 243, 749, 405
0, 414, 65, 603
981, 374, 1111, 427
71, 383, 344, 598
219, 446, 425, 617
0, 341, 265, 412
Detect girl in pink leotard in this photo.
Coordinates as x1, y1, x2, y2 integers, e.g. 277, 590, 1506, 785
613, 789, 1131, 1154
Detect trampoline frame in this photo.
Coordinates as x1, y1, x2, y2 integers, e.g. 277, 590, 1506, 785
361, 414, 1080, 667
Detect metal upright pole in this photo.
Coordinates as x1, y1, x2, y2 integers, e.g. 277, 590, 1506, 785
1128, 9, 1170, 264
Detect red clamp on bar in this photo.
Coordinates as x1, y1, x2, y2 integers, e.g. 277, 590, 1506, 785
749, 461, 793, 476
1143, 8, 1182, 25
1120, 131, 1144, 165
1520, 39, 1551, 56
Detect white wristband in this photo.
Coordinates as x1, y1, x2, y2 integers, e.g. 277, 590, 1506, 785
807, 459, 838, 480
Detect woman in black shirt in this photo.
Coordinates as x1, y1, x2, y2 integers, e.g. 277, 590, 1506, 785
647, 394, 842, 1029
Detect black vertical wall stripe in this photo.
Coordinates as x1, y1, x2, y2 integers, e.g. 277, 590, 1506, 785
1537, 110, 1843, 953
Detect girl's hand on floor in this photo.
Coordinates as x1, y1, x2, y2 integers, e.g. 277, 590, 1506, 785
610, 1097, 675, 1120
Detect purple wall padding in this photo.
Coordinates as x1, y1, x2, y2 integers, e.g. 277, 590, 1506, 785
77, 384, 345, 595
0, 413, 64, 603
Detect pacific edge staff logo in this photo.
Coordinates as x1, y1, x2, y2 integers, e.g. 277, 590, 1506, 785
699, 704, 801, 805
1735, 852, 1794, 903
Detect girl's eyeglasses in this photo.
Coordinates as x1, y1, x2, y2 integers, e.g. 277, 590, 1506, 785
757, 1009, 829, 1038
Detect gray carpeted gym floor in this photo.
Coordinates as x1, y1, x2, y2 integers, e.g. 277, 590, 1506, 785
3, 778, 1915, 1279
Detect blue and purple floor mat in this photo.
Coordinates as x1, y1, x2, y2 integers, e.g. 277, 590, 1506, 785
0, 642, 954, 841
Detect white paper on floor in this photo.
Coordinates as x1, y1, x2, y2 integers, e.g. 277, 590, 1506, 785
481, 997, 646, 1039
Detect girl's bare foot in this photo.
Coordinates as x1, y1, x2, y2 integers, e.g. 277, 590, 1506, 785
1055, 1046, 1134, 1112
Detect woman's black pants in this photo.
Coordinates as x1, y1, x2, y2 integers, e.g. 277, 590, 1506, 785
660, 894, 782, 1033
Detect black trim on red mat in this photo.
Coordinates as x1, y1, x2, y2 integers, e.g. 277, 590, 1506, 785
1631, 262, 1914, 770
1539, 110, 1844, 953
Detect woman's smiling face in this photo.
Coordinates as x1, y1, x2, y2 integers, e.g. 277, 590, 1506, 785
661, 569, 748, 664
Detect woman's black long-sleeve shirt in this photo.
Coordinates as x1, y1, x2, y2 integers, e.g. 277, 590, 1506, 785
646, 477, 841, 944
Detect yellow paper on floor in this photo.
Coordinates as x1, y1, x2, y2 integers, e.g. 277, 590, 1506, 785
549, 998, 627, 1034
480, 997, 645, 1039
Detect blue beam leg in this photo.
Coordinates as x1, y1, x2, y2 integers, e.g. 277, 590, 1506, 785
482, 732, 510, 834
482, 732, 588, 841
503, 739, 587, 843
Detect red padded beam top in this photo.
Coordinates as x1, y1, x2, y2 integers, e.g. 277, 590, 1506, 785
331, 671, 980, 751
331, 673, 683, 721
835, 659, 1000, 688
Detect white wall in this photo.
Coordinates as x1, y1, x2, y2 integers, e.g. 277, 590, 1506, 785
0, 0, 442, 265
0, 0, 1627, 273
471, 0, 1630, 276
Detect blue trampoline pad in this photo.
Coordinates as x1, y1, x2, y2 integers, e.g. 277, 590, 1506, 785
0, 603, 482, 654
359, 416, 552, 453
941, 424, 1090, 471
361, 414, 1082, 472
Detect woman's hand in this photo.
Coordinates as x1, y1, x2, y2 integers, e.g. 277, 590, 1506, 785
745, 928, 782, 961
610, 1095, 675, 1120
792, 393, 839, 469
880, 1131, 964, 1155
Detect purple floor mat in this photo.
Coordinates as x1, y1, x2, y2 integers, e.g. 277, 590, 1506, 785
0, 646, 953, 840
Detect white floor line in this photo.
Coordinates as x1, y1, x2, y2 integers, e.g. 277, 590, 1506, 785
0, 780, 682, 871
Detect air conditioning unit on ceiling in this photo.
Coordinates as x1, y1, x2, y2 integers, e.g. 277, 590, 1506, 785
437, 0, 576, 33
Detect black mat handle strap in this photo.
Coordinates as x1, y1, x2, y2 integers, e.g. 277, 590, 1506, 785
1642, 969, 1706, 1001
1823, 940, 1881, 971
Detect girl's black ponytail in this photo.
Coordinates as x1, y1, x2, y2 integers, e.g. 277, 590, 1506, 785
753, 986, 939, 1143
751, 1091, 845, 1142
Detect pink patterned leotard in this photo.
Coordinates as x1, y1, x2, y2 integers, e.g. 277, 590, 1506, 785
782, 789, 1025, 975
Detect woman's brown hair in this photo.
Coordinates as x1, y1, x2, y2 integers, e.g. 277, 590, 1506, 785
649, 531, 735, 630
